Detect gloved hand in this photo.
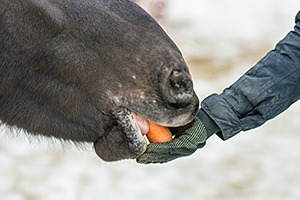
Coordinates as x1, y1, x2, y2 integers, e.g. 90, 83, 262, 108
136, 108, 220, 164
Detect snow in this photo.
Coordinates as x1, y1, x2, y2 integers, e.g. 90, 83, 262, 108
1, 1, 300, 199
163, 0, 300, 60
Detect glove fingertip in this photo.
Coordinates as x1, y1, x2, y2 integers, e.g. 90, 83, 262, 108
136, 154, 170, 164
144, 142, 172, 153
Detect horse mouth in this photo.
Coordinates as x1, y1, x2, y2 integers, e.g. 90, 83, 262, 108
113, 107, 149, 156
131, 111, 150, 136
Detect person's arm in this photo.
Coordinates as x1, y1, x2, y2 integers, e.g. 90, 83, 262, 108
203, 10, 300, 140
137, 11, 300, 164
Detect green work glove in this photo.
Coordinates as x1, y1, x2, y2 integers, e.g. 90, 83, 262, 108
136, 109, 220, 164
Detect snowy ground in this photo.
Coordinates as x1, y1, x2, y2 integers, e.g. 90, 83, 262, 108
2, 1, 300, 200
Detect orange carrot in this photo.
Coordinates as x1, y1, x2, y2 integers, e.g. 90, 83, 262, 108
146, 121, 173, 143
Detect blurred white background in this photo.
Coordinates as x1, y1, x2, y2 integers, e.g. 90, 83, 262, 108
1, 1, 300, 199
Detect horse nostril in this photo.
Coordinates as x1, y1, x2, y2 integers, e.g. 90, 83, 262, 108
167, 70, 193, 107
169, 71, 182, 90
170, 79, 182, 91
169, 70, 191, 93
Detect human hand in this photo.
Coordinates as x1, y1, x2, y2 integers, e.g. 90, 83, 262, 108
136, 109, 219, 164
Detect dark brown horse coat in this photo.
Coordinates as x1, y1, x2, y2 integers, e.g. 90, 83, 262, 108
0, 0, 199, 161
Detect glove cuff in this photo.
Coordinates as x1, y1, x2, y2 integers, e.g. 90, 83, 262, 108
197, 108, 220, 138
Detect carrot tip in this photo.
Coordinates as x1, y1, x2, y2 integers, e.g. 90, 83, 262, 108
146, 121, 172, 143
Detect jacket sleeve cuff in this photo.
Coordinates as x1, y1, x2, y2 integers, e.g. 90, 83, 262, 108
295, 10, 300, 23
201, 94, 243, 140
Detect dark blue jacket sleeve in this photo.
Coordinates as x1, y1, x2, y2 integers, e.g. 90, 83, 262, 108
201, 11, 300, 140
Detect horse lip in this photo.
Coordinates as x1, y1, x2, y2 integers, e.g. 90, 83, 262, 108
131, 111, 149, 136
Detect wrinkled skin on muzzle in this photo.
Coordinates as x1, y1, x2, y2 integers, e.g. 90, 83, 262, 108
0, 0, 199, 161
